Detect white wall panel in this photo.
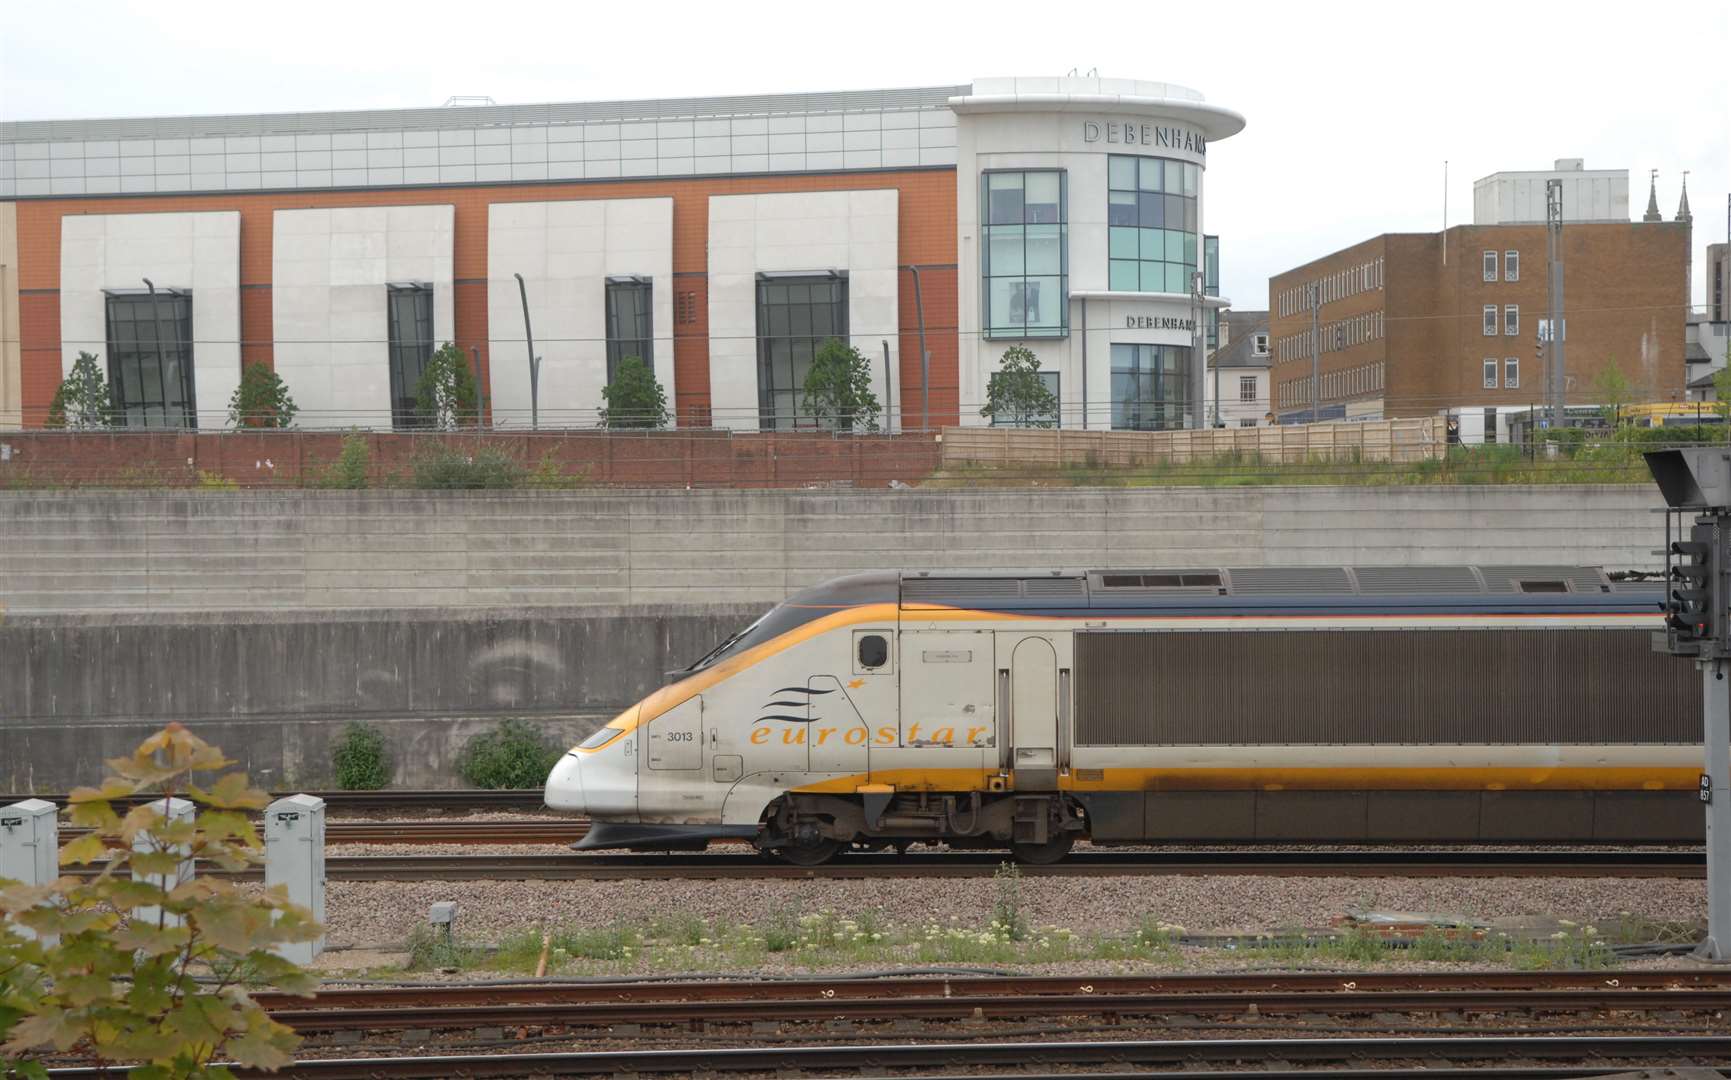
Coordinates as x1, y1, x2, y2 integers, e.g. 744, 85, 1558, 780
486, 197, 674, 428
707, 189, 900, 431
58, 211, 241, 429
272, 204, 454, 429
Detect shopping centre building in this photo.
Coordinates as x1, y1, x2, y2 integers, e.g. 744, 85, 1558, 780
0, 76, 1244, 431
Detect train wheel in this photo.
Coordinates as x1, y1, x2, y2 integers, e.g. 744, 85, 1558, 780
1010, 832, 1075, 865
775, 838, 841, 866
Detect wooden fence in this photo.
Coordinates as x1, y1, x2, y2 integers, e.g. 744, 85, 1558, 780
939, 417, 1449, 470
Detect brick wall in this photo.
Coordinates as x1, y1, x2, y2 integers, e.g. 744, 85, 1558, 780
13, 169, 961, 427
0, 429, 943, 489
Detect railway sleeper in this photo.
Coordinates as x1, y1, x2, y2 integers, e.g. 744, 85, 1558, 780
760, 793, 1086, 865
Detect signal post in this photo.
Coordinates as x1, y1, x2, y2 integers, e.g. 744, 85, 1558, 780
1646, 448, 1731, 961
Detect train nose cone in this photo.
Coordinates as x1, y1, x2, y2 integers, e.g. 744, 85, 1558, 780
544, 752, 586, 812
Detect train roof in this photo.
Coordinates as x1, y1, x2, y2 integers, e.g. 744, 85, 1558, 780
783, 566, 1662, 615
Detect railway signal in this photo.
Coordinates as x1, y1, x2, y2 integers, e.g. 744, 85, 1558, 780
1644, 447, 1731, 962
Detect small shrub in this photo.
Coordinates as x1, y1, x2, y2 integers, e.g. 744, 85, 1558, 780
314, 432, 371, 489
762, 910, 801, 953
524, 450, 585, 489
331, 722, 392, 790
45, 351, 114, 430
196, 470, 238, 490
411, 445, 524, 489
990, 862, 1029, 942
415, 343, 481, 430
549, 924, 638, 961
227, 362, 299, 428
405, 925, 480, 971
457, 718, 562, 789
650, 912, 708, 947
599, 356, 671, 429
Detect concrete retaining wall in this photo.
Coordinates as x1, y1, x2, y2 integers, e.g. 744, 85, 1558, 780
0, 485, 1666, 614
0, 605, 753, 791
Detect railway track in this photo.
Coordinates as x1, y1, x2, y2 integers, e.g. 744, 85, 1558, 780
60, 847, 1707, 880
257, 970, 1731, 1031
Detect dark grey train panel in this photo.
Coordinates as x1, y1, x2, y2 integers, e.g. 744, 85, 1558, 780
1070, 790, 1704, 843
1074, 629, 1696, 746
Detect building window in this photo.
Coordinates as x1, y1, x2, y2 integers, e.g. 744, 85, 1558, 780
1239, 375, 1257, 402
1483, 359, 1498, 389
1504, 304, 1518, 336
1484, 407, 1498, 444
1253, 333, 1269, 356
1107, 155, 1199, 295
1110, 343, 1189, 431
987, 371, 1060, 427
756, 273, 847, 430
1483, 305, 1498, 336
983, 170, 1067, 338
386, 284, 434, 429
1483, 250, 1497, 282
1505, 358, 1519, 389
605, 277, 653, 383
104, 290, 196, 429
1504, 250, 1519, 282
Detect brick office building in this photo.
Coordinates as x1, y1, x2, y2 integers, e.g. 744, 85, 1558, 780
0, 76, 1244, 432
1268, 161, 1690, 443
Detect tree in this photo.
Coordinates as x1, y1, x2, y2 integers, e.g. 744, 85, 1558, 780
227, 363, 299, 429
45, 351, 113, 430
598, 356, 670, 429
414, 343, 480, 430
802, 337, 881, 433
0, 723, 319, 1077
1591, 360, 1633, 426
979, 345, 1059, 428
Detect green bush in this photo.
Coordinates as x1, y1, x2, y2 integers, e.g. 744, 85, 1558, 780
457, 718, 563, 789
331, 722, 392, 790
314, 432, 371, 488
410, 445, 524, 489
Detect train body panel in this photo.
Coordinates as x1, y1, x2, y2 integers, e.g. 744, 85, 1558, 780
547, 568, 1710, 859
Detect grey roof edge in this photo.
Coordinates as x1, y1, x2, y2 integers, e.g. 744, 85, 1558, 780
0, 84, 972, 143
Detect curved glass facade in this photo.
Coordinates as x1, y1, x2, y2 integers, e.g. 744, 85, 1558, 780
1107, 155, 1199, 294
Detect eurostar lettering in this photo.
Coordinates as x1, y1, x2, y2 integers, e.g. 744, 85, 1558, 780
749, 724, 991, 747
1125, 315, 1195, 330
1082, 121, 1206, 157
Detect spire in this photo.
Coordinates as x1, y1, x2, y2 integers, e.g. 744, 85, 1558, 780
1677, 170, 1693, 223
1643, 169, 1662, 222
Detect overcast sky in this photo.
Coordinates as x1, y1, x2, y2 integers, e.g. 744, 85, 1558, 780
3, 0, 1726, 310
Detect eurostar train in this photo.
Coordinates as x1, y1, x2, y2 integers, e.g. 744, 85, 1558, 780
544, 566, 1701, 864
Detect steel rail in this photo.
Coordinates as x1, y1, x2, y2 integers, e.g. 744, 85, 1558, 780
267, 985, 1731, 1033
255, 969, 1731, 1012
41, 1035, 1731, 1079
59, 848, 1708, 881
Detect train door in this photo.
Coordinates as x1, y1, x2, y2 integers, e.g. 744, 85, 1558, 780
995, 632, 1071, 790
899, 630, 996, 750
640, 695, 705, 818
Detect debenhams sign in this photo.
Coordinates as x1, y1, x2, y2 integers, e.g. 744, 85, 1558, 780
1082, 120, 1205, 156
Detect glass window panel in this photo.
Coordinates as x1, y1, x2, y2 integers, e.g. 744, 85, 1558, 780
1133, 192, 1159, 228
987, 277, 1023, 331
1023, 225, 1061, 274
1109, 260, 1140, 291
1165, 230, 1186, 262
1183, 162, 1199, 196
1023, 277, 1061, 328
1023, 172, 1060, 223
1140, 262, 1165, 292
810, 301, 834, 337
767, 300, 790, 337
986, 174, 1025, 225
1184, 232, 1198, 266
1139, 229, 1164, 261
1108, 191, 1138, 226
763, 283, 786, 305
1165, 263, 1188, 293
986, 226, 1025, 276
1184, 198, 1198, 232
1108, 156, 1136, 191
1110, 226, 1140, 259
1138, 158, 1163, 192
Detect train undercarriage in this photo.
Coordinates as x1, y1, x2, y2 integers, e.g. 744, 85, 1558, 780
758, 791, 1088, 865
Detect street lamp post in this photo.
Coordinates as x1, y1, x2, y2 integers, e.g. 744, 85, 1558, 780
513, 273, 541, 431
